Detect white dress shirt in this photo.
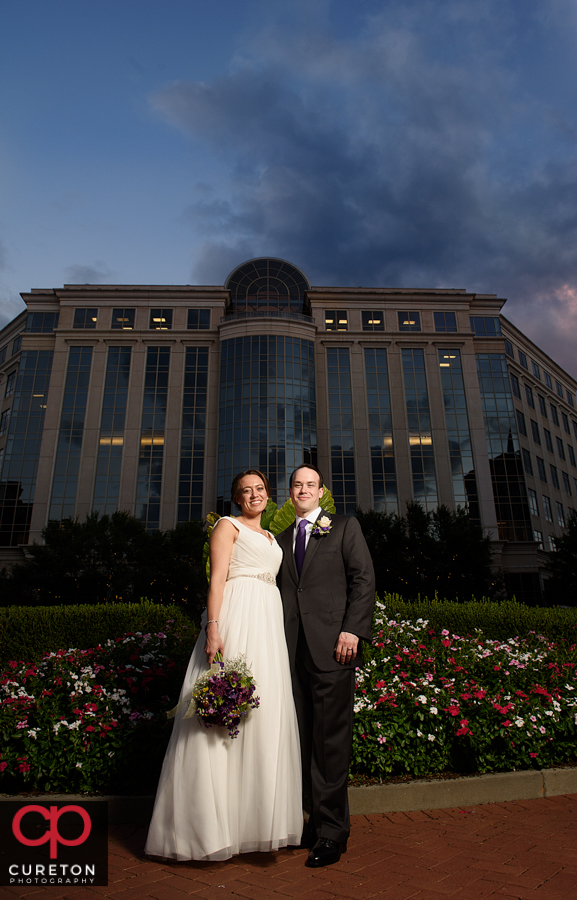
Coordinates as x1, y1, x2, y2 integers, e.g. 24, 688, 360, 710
292, 506, 322, 553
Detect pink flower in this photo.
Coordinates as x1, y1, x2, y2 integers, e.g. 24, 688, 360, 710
85, 725, 95, 732
0, 762, 7, 772
530, 752, 538, 758
503, 720, 512, 727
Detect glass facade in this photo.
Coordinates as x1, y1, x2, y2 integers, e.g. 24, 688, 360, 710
49, 347, 93, 520
93, 347, 132, 515
217, 336, 316, 511
226, 258, 309, 317
137, 347, 170, 530
364, 348, 397, 512
327, 348, 356, 514
402, 348, 438, 509
0, 350, 53, 546
476, 353, 532, 540
438, 348, 479, 518
178, 347, 208, 522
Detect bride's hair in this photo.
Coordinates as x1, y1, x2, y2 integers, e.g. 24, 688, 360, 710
231, 469, 272, 510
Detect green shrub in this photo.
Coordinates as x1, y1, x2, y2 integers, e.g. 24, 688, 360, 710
0, 600, 196, 667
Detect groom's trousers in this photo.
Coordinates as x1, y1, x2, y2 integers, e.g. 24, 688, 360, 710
293, 625, 355, 843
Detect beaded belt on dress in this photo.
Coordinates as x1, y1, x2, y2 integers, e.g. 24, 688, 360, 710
227, 572, 276, 586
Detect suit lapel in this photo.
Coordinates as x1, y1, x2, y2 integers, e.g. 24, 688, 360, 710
278, 526, 299, 584
299, 513, 332, 582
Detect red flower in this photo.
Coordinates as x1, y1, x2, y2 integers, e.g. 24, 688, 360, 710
85, 726, 95, 732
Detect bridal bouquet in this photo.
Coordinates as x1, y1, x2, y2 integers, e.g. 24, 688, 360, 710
191, 653, 260, 738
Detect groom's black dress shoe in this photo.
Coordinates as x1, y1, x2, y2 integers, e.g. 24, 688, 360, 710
305, 838, 347, 868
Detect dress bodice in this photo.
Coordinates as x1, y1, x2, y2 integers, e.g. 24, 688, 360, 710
217, 516, 283, 579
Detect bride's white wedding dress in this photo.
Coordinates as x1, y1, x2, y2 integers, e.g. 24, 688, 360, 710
145, 517, 302, 861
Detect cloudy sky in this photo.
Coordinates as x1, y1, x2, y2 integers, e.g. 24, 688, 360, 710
2, 0, 577, 374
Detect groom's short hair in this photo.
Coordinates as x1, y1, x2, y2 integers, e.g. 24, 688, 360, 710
289, 464, 324, 489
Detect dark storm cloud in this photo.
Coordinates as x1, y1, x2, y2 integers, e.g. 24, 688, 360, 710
63, 262, 111, 284
151, 0, 577, 374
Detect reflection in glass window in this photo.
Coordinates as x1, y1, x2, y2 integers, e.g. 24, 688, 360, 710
475, 353, 531, 541
516, 410, 527, 436
568, 445, 576, 468
538, 394, 547, 417
149, 309, 173, 330
556, 437, 565, 460
544, 371, 553, 389
556, 501, 565, 527
226, 258, 309, 316
328, 348, 357, 513
504, 339, 514, 358
562, 412, 570, 434
403, 349, 437, 510
567, 390, 575, 408
0, 409, 9, 436
550, 465, 560, 490
178, 347, 209, 522
93, 347, 132, 515
187, 309, 211, 330
73, 308, 97, 329
544, 429, 553, 452
533, 529, 543, 547
111, 309, 135, 330
25, 312, 59, 333
0, 346, 6, 365
527, 488, 538, 516
439, 348, 479, 516
364, 349, 397, 513
525, 384, 535, 408
522, 447, 533, 475
532, 361, 540, 379
536, 456, 547, 482
325, 310, 348, 331
5, 370, 16, 398
434, 312, 457, 333
556, 380, 564, 398
49, 347, 93, 521
398, 311, 421, 332
543, 495, 553, 522
518, 351, 528, 369
362, 311, 384, 331
470, 316, 502, 336
562, 471, 571, 496
137, 347, 170, 529
12, 336, 22, 355
510, 371, 520, 398
531, 420, 540, 444
550, 404, 559, 426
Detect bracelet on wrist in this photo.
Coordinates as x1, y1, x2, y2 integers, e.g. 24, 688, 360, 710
206, 619, 218, 626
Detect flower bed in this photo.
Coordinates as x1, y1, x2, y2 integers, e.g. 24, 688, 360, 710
0, 626, 192, 793
352, 601, 577, 779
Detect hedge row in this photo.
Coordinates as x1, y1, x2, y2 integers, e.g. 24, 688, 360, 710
0, 600, 196, 666
380, 594, 577, 643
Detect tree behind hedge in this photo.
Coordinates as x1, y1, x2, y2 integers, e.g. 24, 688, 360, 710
357, 502, 493, 601
0, 511, 207, 620
544, 510, 577, 606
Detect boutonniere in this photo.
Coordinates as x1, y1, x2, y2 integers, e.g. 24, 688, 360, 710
311, 516, 332, 537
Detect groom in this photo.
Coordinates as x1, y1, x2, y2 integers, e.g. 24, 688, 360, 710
277, 464, 375, 868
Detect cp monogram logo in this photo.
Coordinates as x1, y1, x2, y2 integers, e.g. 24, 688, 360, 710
12, 805, 92, 859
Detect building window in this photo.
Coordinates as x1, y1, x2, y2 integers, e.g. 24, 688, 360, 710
187, 309, 211, 330
550, 403, 559, 426
525, 384, 535, 408
5, 370, 17, 398
516, 410, 527, 436
574, 477, 577, 496
25, 312, 59, 333
527, 488, 539, 516
398, 311, 421, 332
504, 339, 514, 358
533, 529, 543, 547
568, 445, 576, 468
538, 394, 547, 417
0, 409, 9, 436
550, 465, 560, 490
434, 312, 457, 333
364, 348, 397, 513
574, 420, 577, 440
73, 308, 98, 329
532, 361, 541, 379
324, 310, 348, 331
543, 495, 553, 522
544, 371, 553, 389
0, 346, 6, 365
556, 437, 566, 460
531, 420, 541, 444
178, 347, 209, 522
149, 309, 173, 330
403, 349, 437, 510
522, 447, 533, 475
562, 412, 570, 434
556, 380, 564, 398
510, 372, 520, 398
362, 311, 385, 331
567, 390, 575, 408
327, 348, 356, 514
518, 351, 528, 369
438, 349, 479, 518
93, 347, 132, 515
556, 501, 565, 527
562, 471, 572, 496
111, 308, 135, 330
0, 350, 53, 546
548, 534, 556, 551
12, 336, 22, 355
536, 456, 547, 482
49, 347, 93, 521
137, 347, 171, 529
470, 316, 501, 336
544, 429, 553, 452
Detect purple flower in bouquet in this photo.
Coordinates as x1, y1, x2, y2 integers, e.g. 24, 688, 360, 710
191, 653, 259, 738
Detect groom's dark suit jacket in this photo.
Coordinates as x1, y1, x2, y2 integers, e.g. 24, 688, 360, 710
277, 513, 375, 671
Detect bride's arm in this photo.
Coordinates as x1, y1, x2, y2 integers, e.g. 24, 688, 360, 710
204, 519, 236, 663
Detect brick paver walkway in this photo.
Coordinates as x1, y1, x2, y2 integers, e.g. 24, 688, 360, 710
3, 795, 577, 900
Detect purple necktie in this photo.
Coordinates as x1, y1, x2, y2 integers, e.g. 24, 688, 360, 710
295, 519, 307, 577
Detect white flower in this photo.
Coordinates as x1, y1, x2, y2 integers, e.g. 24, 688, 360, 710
545, 710, 554, 717
417, 695, 427, 704
430, 707, 438, 715
417, 729, 423, 737
515, 718, 524, 728
76, 762, 82, 769
428, 734, 436, 742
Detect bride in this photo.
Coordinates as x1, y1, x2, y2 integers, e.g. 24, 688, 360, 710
145, 469, 302, 861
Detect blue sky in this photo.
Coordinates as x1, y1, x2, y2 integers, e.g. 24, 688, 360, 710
2, 0, 577, 375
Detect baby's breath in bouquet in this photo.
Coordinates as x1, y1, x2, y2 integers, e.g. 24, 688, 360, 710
190, 653, 260, 738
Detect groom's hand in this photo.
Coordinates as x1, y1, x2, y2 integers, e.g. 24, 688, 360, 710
334, 632, 359, 665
